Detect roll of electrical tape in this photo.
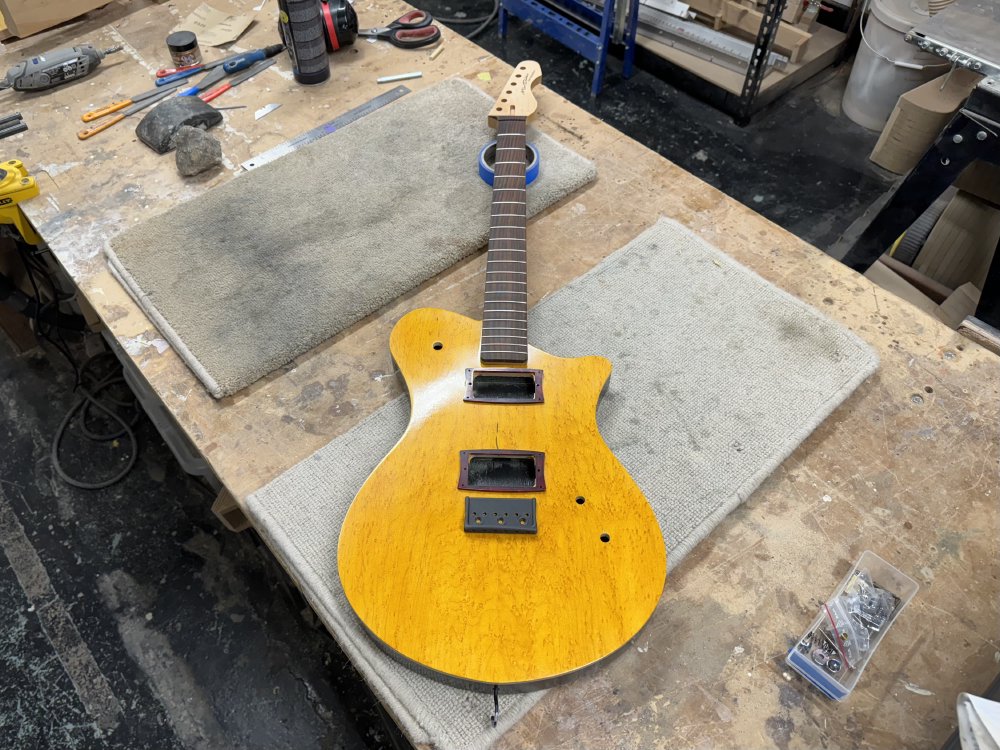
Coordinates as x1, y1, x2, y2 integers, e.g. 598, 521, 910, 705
478, 141, 540, 187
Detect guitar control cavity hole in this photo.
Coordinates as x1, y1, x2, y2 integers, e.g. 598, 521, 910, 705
432, 341, 443, 350
576, 496, 585, 505
600, 533, 610, 543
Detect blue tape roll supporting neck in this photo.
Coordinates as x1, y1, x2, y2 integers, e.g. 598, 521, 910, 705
478, 140, 540, 187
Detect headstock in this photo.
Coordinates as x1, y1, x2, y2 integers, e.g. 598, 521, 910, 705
488, 61, 543, 128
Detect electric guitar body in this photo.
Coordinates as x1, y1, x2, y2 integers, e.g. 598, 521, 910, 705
338, 63, 666, 687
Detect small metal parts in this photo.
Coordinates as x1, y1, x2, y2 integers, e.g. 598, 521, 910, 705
799, 628, 845, 676
787, 552, 918, 700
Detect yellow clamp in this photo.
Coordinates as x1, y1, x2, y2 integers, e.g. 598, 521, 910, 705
0, 159, 41, 246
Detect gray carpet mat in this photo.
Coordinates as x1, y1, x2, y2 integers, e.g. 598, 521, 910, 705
245, 218, 879, 749
105, 78, 597, 398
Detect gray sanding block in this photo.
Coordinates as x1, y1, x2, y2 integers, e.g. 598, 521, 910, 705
136, 97, 222, 154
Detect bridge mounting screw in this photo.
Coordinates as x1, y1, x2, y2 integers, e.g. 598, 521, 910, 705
952, 134, 963, 143
977, 131, 988, 141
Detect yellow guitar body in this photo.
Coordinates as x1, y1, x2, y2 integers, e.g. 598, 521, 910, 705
338, 307, 666, 686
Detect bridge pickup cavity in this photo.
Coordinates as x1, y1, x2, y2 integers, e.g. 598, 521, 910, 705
464, 497, 537, 534
458, 450, 546, 492
464, 368, 543, 403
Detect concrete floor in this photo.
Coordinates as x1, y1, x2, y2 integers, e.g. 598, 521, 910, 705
0, 339, 406, 749
0, 15, 898, 750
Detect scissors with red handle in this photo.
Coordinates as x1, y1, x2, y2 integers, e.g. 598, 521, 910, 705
358, 10, 441, 48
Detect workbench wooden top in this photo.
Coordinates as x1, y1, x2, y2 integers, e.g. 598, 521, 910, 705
5, 1, 999, 747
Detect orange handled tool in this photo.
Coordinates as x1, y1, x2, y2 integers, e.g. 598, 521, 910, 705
77, 112, 129, 139
77, 87, 177, 140
81, 101, 131, 123
81, 79, 188, 123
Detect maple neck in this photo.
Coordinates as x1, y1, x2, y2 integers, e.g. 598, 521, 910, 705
480, 117, 528, 365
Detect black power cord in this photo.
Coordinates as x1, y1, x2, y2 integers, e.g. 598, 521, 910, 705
435, 0, 500, 39
51, 352, 140, 490
14, 239, 80, 386
9, 235, 140, 489
0, 272, 87, 329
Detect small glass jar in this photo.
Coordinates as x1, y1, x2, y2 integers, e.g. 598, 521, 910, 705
166, 31, 202, 68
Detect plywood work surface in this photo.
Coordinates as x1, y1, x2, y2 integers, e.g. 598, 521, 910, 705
4, 1, 999, 747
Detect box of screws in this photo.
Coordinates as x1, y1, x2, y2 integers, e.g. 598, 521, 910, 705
786, 550, 919, 700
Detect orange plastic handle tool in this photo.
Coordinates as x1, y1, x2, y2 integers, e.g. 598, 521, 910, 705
81, 99, 133, 122
77, 113, 126, 140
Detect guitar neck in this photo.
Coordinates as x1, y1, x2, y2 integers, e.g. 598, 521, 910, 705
480, 116, 528, 365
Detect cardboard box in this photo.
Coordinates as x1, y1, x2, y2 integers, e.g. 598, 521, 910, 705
914, 190, 1000, 291
955, 161, 1000, 208
782, 0, 805, 25
870, 68, 983, 175
0, 0, 108, 38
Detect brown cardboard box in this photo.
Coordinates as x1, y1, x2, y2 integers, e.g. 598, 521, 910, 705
914, 190, 1000, 290
870, 68, 983, 174
0, 0, 108, 38
782, 0, 805, 24
955, 161, 1000, 208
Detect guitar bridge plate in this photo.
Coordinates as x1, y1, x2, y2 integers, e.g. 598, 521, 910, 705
464, 497, 537, 534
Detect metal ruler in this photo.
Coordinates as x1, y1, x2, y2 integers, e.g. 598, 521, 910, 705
241, 85, 410, 171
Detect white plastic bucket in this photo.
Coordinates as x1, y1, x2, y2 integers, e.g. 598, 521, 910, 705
842, 0, 948, 130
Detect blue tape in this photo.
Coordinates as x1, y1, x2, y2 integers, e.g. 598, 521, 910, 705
478, 140, 540, 187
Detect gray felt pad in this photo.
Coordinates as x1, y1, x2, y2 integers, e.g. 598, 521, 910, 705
246, 218, 879, 750
105, 78, 597, 397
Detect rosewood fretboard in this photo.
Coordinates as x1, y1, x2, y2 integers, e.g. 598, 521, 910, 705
480, 116, 529, 364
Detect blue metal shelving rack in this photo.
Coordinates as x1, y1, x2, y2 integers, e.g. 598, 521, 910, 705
498, 0, 639, 97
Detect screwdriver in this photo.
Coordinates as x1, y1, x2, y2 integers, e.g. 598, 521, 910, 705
0, 44, 122, 92
222, 44, 284, 74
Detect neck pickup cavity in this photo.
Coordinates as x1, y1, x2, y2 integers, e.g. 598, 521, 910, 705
458, 450, 546, 492
464, 368, 543, 404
